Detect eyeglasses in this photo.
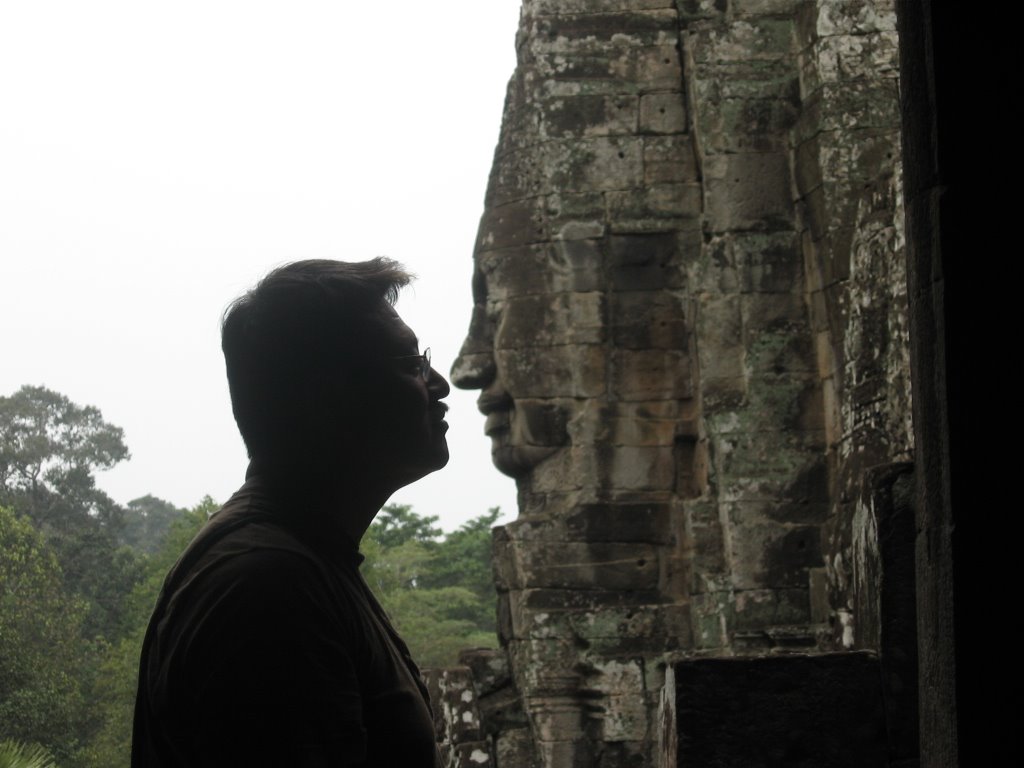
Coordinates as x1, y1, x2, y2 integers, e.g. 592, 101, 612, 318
392, 347, 431, 381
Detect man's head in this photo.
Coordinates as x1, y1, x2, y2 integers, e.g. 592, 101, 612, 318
222, 258, 450, 485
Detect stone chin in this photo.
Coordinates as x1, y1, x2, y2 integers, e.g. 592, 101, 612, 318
490, 442, 560, 479
490, 445, 555, 478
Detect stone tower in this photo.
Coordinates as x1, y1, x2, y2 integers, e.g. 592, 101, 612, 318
430, 1, 942, 766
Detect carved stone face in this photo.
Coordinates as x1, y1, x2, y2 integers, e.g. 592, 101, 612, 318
450, 258, 578, 479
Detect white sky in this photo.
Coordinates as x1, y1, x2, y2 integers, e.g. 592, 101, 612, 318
0, 1, 522, 531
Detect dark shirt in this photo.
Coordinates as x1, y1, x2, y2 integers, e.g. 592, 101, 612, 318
131, 477, 442, 767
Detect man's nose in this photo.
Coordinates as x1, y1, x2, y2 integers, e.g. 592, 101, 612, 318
427, 365, 451, 399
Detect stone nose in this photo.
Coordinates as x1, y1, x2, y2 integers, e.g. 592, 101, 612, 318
451, 304, 496, 390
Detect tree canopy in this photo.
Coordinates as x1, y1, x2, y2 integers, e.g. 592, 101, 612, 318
362, 505, 502, 668
0, 384, 505, 766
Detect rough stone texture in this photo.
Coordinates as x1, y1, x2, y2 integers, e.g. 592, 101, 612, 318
442, 1, 916, 765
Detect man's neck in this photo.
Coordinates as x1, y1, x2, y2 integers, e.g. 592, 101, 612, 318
245, 457, 396, 544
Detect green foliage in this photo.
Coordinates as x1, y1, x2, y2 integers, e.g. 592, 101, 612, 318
0, 507, 92, 766
118, 495, 184, 555
0, 741, 58, 768
0, 386, 128, 523
0, 386, 141, 643
86, 497, 213, 768
368, 504, 442, 549
362, 504, 502, 669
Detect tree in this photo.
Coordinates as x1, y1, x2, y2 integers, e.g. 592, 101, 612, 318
0, 386, 128, 525
86, 497, 215, 768
0, 506, 92, 766
423, 507, 502, 631
118, 495, 183, 555
368, 504, 442, 549
0, 386, 140, 642
361, 505, 502, 669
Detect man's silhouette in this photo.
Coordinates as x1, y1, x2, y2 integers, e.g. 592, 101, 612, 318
132, 259, 450, 766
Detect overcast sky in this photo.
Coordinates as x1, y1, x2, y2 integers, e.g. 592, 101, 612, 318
0, 1, 523, 531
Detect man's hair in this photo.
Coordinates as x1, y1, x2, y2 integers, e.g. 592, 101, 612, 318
221, 258, 412, 459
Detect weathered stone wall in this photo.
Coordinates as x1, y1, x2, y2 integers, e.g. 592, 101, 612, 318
447, 1, 912, 765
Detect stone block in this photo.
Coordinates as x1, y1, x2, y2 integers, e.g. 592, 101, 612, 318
453, 742, 492, 766
642, 135, 699, 184
742, 314, 816, 376
699, 376, 747, 411
494, 728, 538, 768
744, 372, 824, 435
675, 433, 707, 499
712, 428, 825, 499
529, 445, 591, 493
639, 92, 687, 134
691, 235, 739, 294
606, 183, 702, 230
497, 344, 606, 399
606, 404, 682, 446
478, 245, 565, 300
495, 292, 605, 348
808, 30, 899, 88
610, 349, 693, 401
507, 639, 585, 695
570, 604, 693, 654
617, 44, 682, 91
542, 94, 639, 138
535, 738, 595, 768
732, 231, 802, 293
595, 740, 650, 768
533, 10, 680, 48
541, 57, 621, 97
609, 290, 688, 350
732, 587, 811, 630
515, 398, 572, 448
488, 146, 545, 207
730, 0, 803, 16
532, 0, 678, 14
477, 197, 548, 250
602, 444, 676, 490
689, 590, 733, 650
703, 152, 794, 232
814, 1, 897, 37
676, 0, 724, 22
545, 136, 643, 191
512, 541, 662, 590
520, 588, 667, 614
721, 488, 828, 526
685, 499, 727, 577
588, 691, 649, 742
550, 237, 605, 292
688, 17, 795, 64
566, 502, 672, 543
695, 93, 800, 153
809, 566, 830, 624
459, 648, 511, 698
478, 685, 530, 736
607, 232, 686, 290
492, 527, 517, 592
728, 520, 822, 589
804, 81, 900, 135
696, 294, 744, 381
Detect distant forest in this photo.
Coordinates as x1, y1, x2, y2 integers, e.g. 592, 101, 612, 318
0, 385, 499, 767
